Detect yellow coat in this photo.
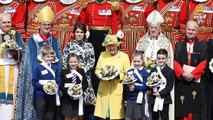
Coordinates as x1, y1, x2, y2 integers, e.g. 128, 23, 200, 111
94, 51, 130, 119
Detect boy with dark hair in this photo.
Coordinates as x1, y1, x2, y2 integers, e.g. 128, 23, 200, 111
148, 49, 174, 120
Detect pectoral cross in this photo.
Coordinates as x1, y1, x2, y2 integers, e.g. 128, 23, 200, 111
192, 91, 197, 100
180, 95, 185, 104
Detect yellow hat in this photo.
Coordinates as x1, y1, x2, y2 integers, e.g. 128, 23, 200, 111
37, 6, 55, 24
102, 35, 122, 46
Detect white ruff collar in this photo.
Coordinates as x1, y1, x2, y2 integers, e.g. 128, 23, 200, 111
33, 0, 46, 2
125, 0, 141, 4
194, 0, 207, 2
60, 0, 76, 5
0, 0, 12, 4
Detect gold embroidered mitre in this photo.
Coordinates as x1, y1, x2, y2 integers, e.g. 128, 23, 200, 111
37, 6, 55, 24
146, 10, 164, 26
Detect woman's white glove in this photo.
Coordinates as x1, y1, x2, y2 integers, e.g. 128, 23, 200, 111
86, 31, 90, 39
116, 30, 124, 40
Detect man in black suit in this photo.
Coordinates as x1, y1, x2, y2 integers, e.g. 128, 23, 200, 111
174, 20, 207, 120
148, 49, 174, 120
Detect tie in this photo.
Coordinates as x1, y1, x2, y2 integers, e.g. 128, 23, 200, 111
72, 73, 77, 84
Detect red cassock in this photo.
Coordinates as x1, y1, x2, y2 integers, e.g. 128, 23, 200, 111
52, 1, 83, 50
118, 1, 154, 59
26, 0, 57, 40
188, 0, 213, 42
157, 0, 187, 46
0, 0, 27, 39
78, 0, 118, 34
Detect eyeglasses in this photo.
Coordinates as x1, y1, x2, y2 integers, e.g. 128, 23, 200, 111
40, 23, 52, 27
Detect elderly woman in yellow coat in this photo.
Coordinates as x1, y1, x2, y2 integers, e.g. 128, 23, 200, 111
94, 35, 131, 119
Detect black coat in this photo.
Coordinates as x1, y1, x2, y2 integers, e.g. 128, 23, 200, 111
149, 64, 174, 105
206, 39, 213, 120
174, 38, 207, 118
60, 68, 88, 104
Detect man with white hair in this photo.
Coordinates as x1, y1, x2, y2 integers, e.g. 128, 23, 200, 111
0, 0, 26, 39
136, 10, 174, 120
136, 10, 173, 69
174, 20, 207, 120
0, 13, 25, 120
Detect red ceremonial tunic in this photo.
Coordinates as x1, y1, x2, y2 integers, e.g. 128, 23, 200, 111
25, 0, 57, 40
52, 1, 83, 50
0, 0, 27, 40
118, 1, 154, 59
78, 0, 118, 34
157, 0, 187, 46
188, 0, 213, 42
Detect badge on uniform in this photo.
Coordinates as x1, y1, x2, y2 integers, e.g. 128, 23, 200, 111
41, 70, 48, 75
132, 6, 145, 12
66, 73, 73, 79
98, 9, 111, 16
195, 7, 203, 13
4, 7, 15, 13
169, 6, 180, 12
203, 6, 213, 13
70, 8, 80, 15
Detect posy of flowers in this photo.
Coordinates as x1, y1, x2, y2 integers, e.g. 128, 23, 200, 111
43, 81, 58, 95
98, 65, 119, 81
123, 72, 137, 84
0, 31, 19, 49
146, 72, 161, 87
68, 84, 82, 97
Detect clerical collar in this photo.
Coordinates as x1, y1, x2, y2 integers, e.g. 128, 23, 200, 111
39, 32, 50, 42
186, 40, 195, 45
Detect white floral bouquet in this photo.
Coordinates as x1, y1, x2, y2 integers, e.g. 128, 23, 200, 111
123, 72, 137, 84
43, 81, 58, 95
146, 72, 161, 87
67, 84, 83, 99
98, 65, 119, 81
